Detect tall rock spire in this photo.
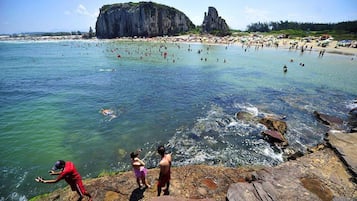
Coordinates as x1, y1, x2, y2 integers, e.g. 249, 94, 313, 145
201, 7, 230, 36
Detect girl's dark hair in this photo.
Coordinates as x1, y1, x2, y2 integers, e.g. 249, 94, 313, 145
157, 145, 165, 156
130, 152, 138, 159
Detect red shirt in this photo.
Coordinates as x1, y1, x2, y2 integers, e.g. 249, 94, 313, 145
56, 161, 82, 185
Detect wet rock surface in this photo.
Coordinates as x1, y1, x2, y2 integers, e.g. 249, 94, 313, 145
259, 116, 287, 134
313, 111, 344, 129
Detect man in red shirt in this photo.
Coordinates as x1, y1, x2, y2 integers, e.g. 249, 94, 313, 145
35, 160, 92, 201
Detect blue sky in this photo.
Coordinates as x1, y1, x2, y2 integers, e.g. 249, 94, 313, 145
0, 0, 356, 34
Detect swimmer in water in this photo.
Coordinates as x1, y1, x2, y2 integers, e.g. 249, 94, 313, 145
100, 108, 113, 116
100, 108, 117, 121
283, 65, 288, 73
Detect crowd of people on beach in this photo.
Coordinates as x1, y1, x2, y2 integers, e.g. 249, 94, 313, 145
35, 145, 172, 200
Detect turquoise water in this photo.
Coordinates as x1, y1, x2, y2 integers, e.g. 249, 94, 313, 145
0, 39, 356, 200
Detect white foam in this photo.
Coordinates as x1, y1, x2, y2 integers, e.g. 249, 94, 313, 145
227, 121, 239, 127
8, 192, 27, 201
15, 171, 28, 188
262, 147, 283, 162
234, 103, 259, 116
346, 102, 357, 110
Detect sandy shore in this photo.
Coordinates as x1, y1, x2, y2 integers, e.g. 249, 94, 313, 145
109, 34, 357, 57
2, 34, 356, 56
161, 35, 357, 56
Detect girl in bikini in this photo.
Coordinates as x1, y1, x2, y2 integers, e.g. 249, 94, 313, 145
130, 150, 151, 189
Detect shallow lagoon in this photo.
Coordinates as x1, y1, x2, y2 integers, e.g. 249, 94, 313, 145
0, 39, 356, 200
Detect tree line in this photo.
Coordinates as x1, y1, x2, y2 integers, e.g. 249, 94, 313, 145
247, 20, 357, 33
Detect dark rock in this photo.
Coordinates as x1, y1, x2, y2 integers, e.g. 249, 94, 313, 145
313, 111, 343, 127
259, 116, 287, 134
285, 150, 304, 161
201, 7, 229, 36
96, 2, 195, 39
348, 108, 357, 132
283, 147, 304, 161
262, 130, 287, 143
307, 143, 325, 153
350, 107, 357, 115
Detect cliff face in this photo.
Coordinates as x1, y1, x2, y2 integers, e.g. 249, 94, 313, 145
95, 2, 195, 39
201, 7, 229, 36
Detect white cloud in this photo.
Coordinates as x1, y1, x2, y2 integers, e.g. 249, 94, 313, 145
76, 4, 97, 18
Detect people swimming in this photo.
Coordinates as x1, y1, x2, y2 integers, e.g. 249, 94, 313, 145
283, 65, 288, 73
100, 108, 117, 121
99, 68, 116, 72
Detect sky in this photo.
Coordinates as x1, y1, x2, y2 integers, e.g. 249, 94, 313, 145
0, 0, 356, 34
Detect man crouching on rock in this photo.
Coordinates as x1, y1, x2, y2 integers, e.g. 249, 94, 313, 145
157, 145, 172, 196
35, 160, 92, 201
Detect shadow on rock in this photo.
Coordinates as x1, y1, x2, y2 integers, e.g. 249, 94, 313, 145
129, 187, 146, 201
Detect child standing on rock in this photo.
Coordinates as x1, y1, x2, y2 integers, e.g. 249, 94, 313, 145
130, 149, 151, 189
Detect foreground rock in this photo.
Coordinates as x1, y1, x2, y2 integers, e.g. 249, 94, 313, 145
227, 132, 357, 201
325, 130, 357, 180
96, 2, 195, 39
32, 132, 357, 201
32, 165, 257, 201
227, 148, 356, 201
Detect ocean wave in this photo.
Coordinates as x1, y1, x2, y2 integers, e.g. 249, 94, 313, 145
162, 104, 282, 167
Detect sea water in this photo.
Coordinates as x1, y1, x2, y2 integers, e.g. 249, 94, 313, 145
0, 39, 356, 200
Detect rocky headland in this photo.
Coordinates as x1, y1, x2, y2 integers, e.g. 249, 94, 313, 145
95, 2, 195, 39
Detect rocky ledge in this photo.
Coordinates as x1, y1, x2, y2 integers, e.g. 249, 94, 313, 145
31, 131, 356, 201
